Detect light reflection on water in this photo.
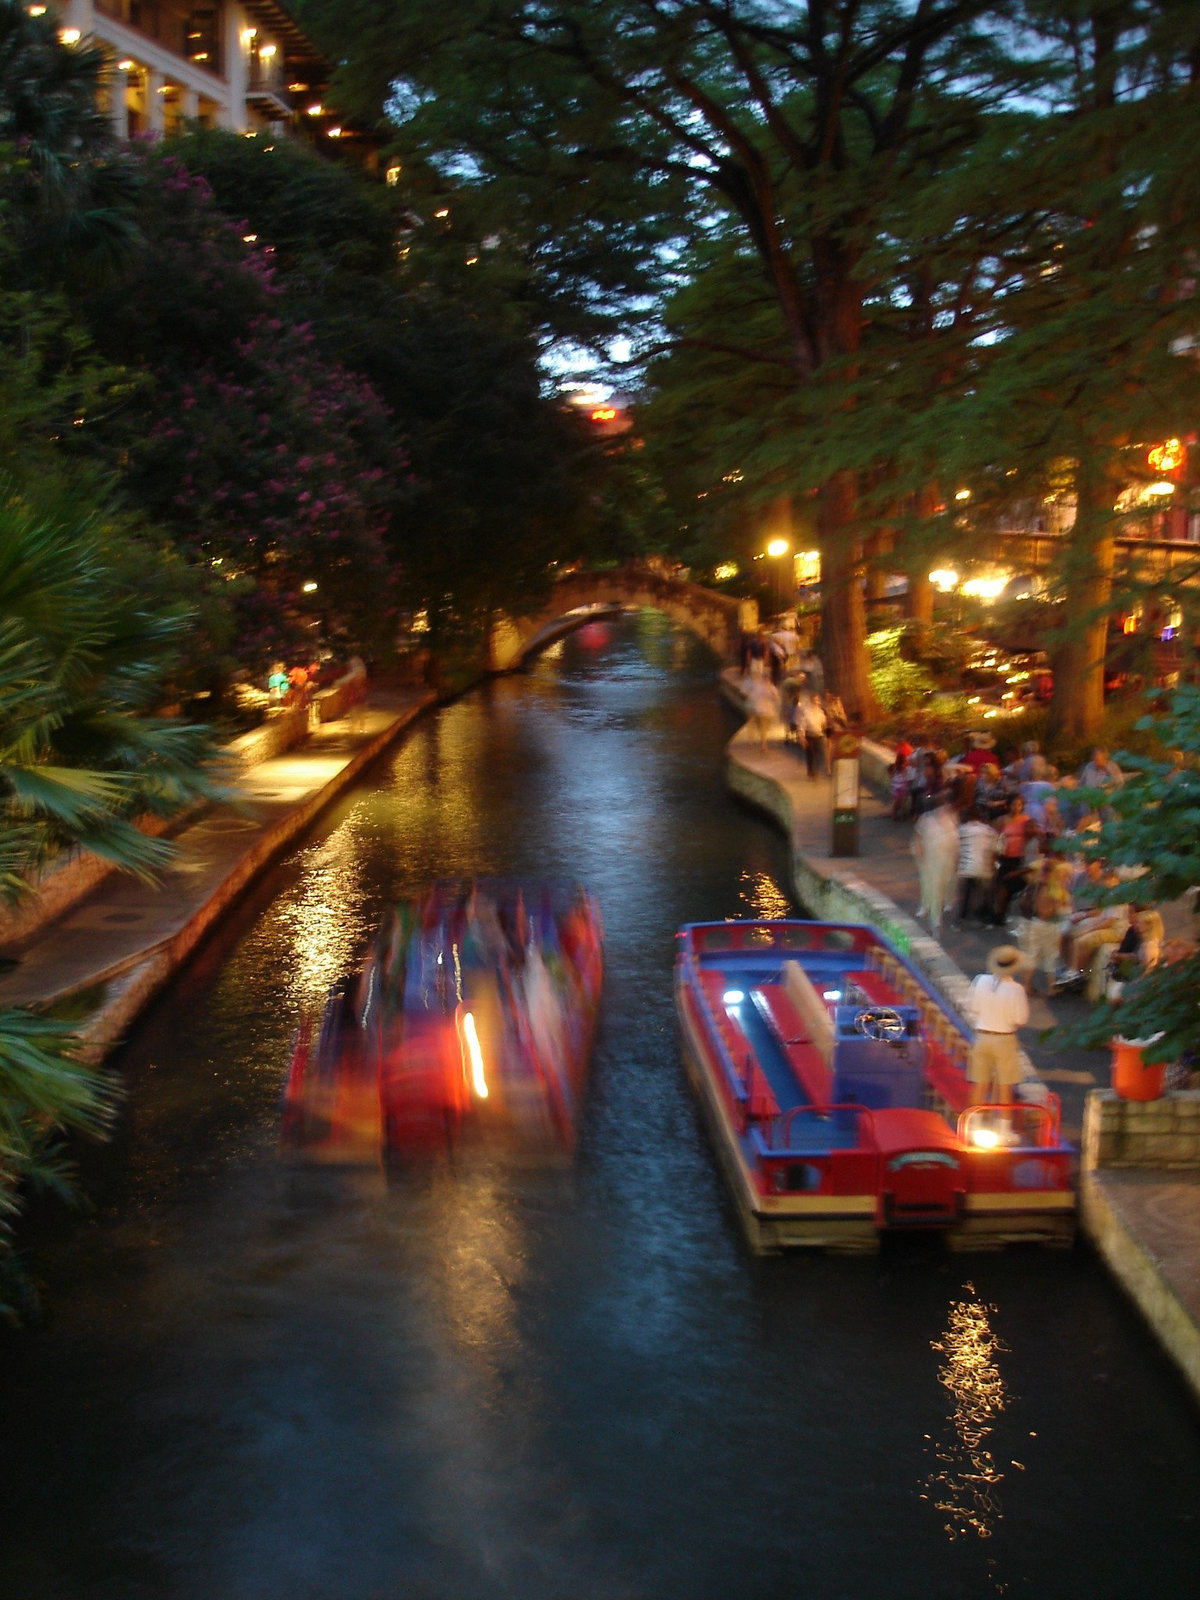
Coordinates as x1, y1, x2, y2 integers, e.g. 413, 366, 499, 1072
732, 867, 792, 921
3, 612, 1200, 1600
923, 1282, 1010, 1544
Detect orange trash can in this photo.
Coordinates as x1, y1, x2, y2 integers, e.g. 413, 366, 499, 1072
1110, 1035, 1166, 1101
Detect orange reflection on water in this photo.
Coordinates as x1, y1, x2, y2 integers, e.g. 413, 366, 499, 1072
732, 869, 792, 921
922, 1281, 1010, 1544
275, 820, 371, 1008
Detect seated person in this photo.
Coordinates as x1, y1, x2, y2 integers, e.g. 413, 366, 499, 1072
1062, 875, 1129, 1001
1109, 904, 1165, 982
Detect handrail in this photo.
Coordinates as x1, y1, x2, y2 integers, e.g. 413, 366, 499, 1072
764, 1101, 878, 1155
957, 1100, 1063, 1150
680, 949, 749, 1114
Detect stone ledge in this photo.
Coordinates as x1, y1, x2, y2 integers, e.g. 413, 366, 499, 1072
1081, 1169, 1200, 1406
1084, 1089, 1200, 1170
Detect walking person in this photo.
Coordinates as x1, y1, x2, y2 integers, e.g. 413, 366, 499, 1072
744, 674, 781, 755
991, 794, 1037, 926
798, 694, 828, 779
1017, 845, 1073, 998
911, 794, 960, 936
956, 805, 998, 923
964, 945, 1031, 1125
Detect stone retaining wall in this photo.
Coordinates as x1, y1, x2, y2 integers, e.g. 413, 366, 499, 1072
1082, 1089, 1200, 1170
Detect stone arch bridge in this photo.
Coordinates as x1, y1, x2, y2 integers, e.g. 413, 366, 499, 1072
488, 564, 757, 672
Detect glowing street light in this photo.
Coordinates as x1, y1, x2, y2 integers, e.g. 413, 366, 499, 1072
765, 538, 790, 613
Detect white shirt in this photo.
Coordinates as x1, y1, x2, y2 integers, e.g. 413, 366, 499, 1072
966, 973, 1029, 1033
958, 820, 998, 878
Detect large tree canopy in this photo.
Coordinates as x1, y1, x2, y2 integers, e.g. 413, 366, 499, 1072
305, 0, 1200, 728
297, 0, 1050, 716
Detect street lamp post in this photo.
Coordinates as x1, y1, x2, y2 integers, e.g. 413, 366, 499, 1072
766, 538, 790, 616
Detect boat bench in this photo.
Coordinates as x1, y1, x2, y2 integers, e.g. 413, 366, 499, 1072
696, 969, 781, 1120
844, 968, 898, 1004
751, 985, 834, 1107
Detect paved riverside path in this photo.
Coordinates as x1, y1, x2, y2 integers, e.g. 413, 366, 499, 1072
723, 674, 1200, 1401
0, 683, 434, 1058
718, 673, 1109, 1142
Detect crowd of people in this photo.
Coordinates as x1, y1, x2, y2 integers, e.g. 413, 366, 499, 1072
739, 618, 847, 774
897, 731, 1164, 1001
735, 629, 1175, 1009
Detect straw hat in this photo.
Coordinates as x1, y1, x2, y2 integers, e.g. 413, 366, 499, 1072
987, 944, 1031, 977
969, 730, 996, 749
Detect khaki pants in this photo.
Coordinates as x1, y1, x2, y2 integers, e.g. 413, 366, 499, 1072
968, 1031, 1022, 1090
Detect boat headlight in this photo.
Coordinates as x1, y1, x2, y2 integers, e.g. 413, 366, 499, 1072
460, 1009, 488, 1099
823, 989, 842, 1002
972, 1127, 1000, 1150
723, 989, 745, 1005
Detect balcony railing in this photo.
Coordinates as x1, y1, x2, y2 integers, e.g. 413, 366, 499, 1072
95, 1, 223, 75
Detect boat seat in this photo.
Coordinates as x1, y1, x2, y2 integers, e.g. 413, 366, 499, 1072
746, 1060, 780, 1122
780, 959, 836, 1066
751, 985, 834, 1107
845, 968, 898, 1005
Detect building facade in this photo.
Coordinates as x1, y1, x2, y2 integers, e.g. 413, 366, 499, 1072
51, 1, 333, 142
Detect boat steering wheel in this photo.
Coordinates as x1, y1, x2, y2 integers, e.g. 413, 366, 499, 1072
854, 1006, 908, 1043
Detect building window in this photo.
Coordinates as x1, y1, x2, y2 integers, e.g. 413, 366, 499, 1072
95, 1, 223, 75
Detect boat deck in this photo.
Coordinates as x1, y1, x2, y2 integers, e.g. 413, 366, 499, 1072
676, 920, 1075, 1253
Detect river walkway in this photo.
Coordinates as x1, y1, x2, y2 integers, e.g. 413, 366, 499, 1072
0, 683, 434, 1059
720, 668, 1200, 1403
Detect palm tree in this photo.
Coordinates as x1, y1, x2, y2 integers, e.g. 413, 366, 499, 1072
0, 484, 229, 1317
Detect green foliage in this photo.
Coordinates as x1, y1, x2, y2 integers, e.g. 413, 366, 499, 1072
0, 483, 227, 891
1063, 687, 1200, 1066
0, 483, 227, 1308
867, 628, 938, 715
0, 1006, 118, 1321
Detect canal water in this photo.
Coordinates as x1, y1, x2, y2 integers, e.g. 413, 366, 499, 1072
3, 613, 1199, 1600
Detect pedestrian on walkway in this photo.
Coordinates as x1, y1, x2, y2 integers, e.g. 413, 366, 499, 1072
909, 752, 945, 818
741, 630, 768, 679
798, 694, 829, 779
975, 761, 1009, 823
780, 675, 803, 748
956, 805, 998, 923
744, 675, 781, 754
991, 794, 1037, 925
1017, 843, 1073, 997
964, 945, 1031, 1112
912, 794, 959, 935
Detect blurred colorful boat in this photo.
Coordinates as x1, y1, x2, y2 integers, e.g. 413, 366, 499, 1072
675, 919, 1075, 1253
282, 880, 603, 1162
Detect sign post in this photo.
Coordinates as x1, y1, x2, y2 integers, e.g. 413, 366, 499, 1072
831, 732, 861, 857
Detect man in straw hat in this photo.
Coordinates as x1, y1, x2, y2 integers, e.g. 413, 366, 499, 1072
964, 945, 1031, 1112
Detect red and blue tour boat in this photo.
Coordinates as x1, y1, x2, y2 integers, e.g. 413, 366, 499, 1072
675, 919, 1075, 1253
283, 880, 603, 1164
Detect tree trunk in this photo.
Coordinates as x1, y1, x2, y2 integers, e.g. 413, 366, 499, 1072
819, 471, 876, 723
905, 482, 939, 624
1047, 473, 1115, 747
866, 529, 892, 608
905, 570, 934, 624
